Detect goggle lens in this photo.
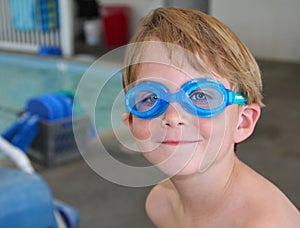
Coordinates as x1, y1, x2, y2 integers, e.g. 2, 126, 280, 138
133, 90, 158, 112
188, 86, 223, 110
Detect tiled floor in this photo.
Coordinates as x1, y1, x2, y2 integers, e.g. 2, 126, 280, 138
1, 59, 300, 227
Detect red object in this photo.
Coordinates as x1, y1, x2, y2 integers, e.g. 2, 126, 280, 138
101, 5, 130, 47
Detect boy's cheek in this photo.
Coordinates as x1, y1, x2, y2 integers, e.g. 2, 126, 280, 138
131, 117, 167, 142
194, 114, 230, 147
194, 118, 213, 139
122, 113, 152, 140
131, 118, 153, 141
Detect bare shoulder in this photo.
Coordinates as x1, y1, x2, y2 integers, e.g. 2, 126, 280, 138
245, 199, 300, 227
145, 180, 178, 227
244, 210, 300, 228
237, 161, 300, 227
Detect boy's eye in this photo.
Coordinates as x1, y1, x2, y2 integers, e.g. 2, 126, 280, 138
189, 88, 218, 109
190, 91, 207, 101
141, 94, 158, 104
189, 89, 210, 104
135, 92, 158, 111
189, 87, 223, 109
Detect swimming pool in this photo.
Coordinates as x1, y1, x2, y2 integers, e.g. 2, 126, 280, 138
0, 52, 124, 135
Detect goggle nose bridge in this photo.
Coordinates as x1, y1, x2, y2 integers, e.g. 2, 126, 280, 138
160, 89, 187, 105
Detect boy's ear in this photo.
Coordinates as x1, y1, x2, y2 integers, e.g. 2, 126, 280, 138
234, 103, 261, 143
122, 112, 133, 129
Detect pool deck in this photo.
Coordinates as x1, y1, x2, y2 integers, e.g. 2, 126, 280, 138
1, 59, 300, 227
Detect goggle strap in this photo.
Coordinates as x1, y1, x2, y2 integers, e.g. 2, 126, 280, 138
233, 93, 247, 106
227, 90, 247, 106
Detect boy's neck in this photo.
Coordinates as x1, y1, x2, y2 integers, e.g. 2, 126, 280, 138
170, 153, 240, 219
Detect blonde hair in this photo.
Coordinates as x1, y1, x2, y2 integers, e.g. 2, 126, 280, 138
123, 7, 264, 107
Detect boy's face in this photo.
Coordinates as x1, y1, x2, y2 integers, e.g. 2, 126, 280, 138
123, 61, 241, 177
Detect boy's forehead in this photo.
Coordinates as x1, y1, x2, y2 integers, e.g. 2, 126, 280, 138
135, 41, 212, 73
136, 62, 204, 81
138, 41, 200, 69
135, 62, 231, 90
137, 49, 208, 81
129, 41, 231, 88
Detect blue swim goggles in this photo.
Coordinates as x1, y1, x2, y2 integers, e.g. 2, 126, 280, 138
125, 78, 247, 119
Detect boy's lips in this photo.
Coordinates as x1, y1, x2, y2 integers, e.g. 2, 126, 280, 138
159, 140, 201, 146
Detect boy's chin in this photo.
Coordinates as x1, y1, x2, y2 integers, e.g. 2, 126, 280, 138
163, 161, 206, 178
143, 151, 207, 178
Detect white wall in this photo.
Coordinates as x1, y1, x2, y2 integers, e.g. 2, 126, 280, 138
164, 0, 208, 13
211, 0, 300, 62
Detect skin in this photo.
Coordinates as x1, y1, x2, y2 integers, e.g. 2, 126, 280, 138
122, 61, 300, 227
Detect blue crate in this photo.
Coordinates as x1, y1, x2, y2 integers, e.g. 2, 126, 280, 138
28, 115, 91, 166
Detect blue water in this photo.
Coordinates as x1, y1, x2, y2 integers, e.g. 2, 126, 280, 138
0, 52, 124, 135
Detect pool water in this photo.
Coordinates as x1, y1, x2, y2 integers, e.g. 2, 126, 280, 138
0, 52, 125, 136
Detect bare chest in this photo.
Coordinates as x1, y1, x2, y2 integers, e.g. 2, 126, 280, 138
159, 210, 242, 228
158, 201, 245, 228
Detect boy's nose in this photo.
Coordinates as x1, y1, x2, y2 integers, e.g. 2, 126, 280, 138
161, 103, 188, 128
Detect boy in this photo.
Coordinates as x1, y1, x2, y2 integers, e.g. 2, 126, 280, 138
121, 8, 300, 227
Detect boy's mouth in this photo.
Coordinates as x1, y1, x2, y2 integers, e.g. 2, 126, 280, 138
160, 140, 200, 146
